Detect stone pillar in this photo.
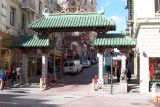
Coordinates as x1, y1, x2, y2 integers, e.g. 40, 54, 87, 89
22, 54, 28, 83
120, 54, 127, 93
42, 54, 48, 78
121, 54, 126, 74
134, 55, 139, 83
140, 54, 149, 93
97, 53, 104, 84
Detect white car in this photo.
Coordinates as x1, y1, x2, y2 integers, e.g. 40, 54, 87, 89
63, 60, 83, 73
82, 60, 91, 68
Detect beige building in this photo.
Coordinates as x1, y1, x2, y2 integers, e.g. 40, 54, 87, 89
126, 0, 160, 93
0, 0, 44, 69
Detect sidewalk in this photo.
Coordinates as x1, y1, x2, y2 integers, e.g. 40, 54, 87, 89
1, 86, 159, 107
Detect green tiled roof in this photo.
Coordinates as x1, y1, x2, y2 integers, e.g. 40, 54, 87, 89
93, 33, 136, 47
11, 35, 52, 48
28, 12, 116, 31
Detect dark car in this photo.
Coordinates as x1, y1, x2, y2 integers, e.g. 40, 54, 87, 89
89, 59, 96, 65
94, 57, 99, 63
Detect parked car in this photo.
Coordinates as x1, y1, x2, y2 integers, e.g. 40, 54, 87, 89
63, 60, 83, 73
82, 60, 91, 68
89, 59, 96, 65
94, 57, 99, 63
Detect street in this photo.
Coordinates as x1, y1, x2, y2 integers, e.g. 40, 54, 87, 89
0, 64, 158, 107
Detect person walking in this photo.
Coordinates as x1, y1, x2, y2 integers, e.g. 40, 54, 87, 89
0, 69, 6, 90
11, 69, 17, 86
127, 61, 131, 81
16, 66, 22, 84
6, 66, 12, 88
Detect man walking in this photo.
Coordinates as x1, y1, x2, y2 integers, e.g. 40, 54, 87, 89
0, 66, 6, 90
16, 66, 22, 83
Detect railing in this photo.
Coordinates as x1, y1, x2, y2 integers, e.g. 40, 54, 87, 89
21, 0, 36, 12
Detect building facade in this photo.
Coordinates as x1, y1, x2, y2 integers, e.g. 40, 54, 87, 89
126, 0, 160, 93
0, 0, 43, 71
0, 0, 22, 68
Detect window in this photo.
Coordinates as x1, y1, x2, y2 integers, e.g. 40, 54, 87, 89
21, 14, 26, 29
69, 62, 75, 66
91, 0, 94, 4
149, 58, 160, 80
39, 1, 42, 16
155, 0, 160, 12
84, 0, 87, 5
50, 0, 53, 3
10, 7, 16, 27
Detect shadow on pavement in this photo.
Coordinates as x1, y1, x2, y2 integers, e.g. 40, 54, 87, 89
0, 94, 59, 107
127, 76, 140, 93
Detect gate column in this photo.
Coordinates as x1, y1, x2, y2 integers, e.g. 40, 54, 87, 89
97, 53, 104, 84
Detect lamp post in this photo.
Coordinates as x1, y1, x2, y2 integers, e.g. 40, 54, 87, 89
110, 49, 114, 95
53, 47, 57, 80
110, 55, 113, 94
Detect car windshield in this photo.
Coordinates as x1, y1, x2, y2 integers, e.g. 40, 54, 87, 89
64, 63, 68, 67
69, 62, 75, 66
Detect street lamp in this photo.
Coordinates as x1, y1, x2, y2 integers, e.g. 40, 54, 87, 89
110, 49, 114, 95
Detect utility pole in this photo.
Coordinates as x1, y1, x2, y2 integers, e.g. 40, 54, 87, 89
53, 48, 57, 80
110, 56, 113, 94
110, 49, 114, 95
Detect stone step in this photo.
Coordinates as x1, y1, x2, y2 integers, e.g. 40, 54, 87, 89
99, 83, 127, 94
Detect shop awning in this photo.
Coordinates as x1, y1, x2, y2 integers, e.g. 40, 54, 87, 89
11, 35, 53, 48
93, 33, 136, 47
28, 11, 116, 32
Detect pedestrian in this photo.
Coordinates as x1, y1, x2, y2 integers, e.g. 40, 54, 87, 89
127, 61, 131, 81
6, 66, 12, 88
0, 69, 6, 90
11, 69, 17, 85
16, 66, 22, 83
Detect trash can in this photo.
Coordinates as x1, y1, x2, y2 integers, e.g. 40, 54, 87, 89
103, 73, 111, 84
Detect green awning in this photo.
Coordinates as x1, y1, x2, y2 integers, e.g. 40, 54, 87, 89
93, 33, 136, 47
11, 35, 52, 48
28, 12, 116, 31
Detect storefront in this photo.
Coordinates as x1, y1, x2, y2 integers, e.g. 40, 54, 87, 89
149, 58, 160, 91
12, 35, 53, 82
0, 32, 17, 70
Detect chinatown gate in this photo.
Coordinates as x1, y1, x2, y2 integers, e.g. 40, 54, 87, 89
12, 8, 136, 94
12, 9, 116, 83
12, 9, 136, 93
13, 9, 136, 91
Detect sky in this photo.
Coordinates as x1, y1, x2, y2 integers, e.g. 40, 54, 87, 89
97, 0, 127, 33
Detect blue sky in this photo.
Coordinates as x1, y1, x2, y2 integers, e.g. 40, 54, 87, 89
97, 0, 127, 33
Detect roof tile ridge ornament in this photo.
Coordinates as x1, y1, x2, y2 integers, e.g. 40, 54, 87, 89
97, 7, 105, 15
76, 8, 86, 13
60, 8, 70, 13
42, 8, 50, 17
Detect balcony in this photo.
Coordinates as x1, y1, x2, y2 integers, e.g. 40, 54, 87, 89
21, 0, 36, 13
